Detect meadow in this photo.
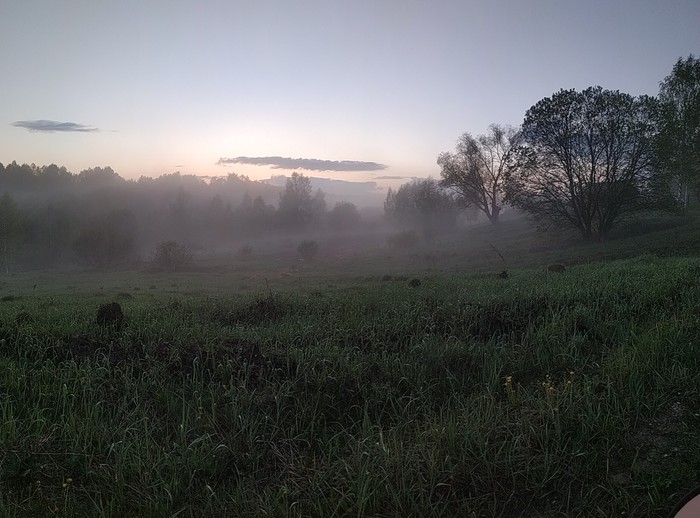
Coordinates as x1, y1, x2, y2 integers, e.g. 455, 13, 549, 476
1, 214, 700, 517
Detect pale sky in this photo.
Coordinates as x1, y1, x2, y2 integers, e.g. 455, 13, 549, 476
1, 0, 698, 186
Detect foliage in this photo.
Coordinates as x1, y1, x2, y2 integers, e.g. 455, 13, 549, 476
277, 172, 327, 231
150, 240, 193, 271
238, 244, 253, 258
506, 86, 662, 241
328, 201, 361, 232
0, 192, 21, 274
657, 54, 700, 201
386, 229, 419, 248
297, 239, 319, 261
72, 209, 137, 267
384, 178, 458, 239
438, 124, 522, 224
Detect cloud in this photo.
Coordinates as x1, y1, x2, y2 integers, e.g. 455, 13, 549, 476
11, 120, 98, 133
373, 175, 411, 180
217, 156, 387, 172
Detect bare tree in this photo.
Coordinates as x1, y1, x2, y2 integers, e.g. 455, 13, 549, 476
438, 124, 521, 224
505, 87, 660, 241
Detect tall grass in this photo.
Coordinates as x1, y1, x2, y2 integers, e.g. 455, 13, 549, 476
1, 255, 699, 516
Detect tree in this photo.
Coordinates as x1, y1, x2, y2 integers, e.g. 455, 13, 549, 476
72, 209, 137, 267
328, 201, 361, 232
657, 54, 700, 203
151, 241, 192, 271
505, 87, 660, 241
0, 193, 21, 274
384, 178, 457, 239
438, 124, 521, 224
277, 172, 326, 231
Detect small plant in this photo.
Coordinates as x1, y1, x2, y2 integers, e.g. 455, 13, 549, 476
386, 230, 419, 249
297, 240, 318, 262
239, 244, 253, 258
151, 241, 193, 272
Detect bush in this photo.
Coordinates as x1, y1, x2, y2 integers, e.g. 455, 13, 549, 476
151, 241, 192, 272
239, 244, 253, 258
386, 230, 419, 249
297, 240, 318, 262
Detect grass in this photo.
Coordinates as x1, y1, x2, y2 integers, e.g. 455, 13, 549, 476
1, 214, 700, 516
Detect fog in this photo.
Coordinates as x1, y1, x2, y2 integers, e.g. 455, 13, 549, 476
0, 161, 542, 275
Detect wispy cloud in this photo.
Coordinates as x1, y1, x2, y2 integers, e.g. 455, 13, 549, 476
373, 175, 411, 180
217, 156, 387, 172
11, 119, 98, 133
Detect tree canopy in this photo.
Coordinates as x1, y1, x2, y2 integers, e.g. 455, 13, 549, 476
438, 124, 521, 224
505, 86, 661, 241
657, 54, 700, 202
384, 178, 457, 238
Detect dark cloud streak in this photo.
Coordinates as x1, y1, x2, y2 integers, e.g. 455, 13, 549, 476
217, 156, 387, 172
12, 120, 98, 133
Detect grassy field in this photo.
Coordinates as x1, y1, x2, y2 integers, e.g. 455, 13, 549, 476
1, 215, 700, 516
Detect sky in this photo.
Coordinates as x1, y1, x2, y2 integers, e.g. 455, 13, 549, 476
1, 0, 699, 187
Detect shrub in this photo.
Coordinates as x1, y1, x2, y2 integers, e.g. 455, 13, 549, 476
297, 240, 318, 262
151, 241, 192, 272
96, 302, 124, 329
239, 244, 253, 258
386, 230, 419, 249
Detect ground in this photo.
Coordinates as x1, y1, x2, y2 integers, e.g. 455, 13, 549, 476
1, 213, 699, 517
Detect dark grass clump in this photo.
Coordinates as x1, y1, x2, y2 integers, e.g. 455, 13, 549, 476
14, 311, 32, 325
408, 278, 422, 288
214, 293, 287, 326
95, 302, 125, 329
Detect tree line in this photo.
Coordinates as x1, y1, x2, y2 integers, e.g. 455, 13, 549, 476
389, 55, 700, 241
0, 167, 363, 272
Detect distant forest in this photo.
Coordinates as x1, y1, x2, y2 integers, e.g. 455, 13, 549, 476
0, 163, 373, 271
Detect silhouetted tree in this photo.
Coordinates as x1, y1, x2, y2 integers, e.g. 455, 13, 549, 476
657, 55, 700, 204
505, 87, 660, 241
438, 124, 522, 224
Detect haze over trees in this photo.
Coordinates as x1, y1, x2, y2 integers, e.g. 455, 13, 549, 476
0, 164, 370, 271
438, 124, 522, 225
0, 193, 21, 274
384, 178, 458, 239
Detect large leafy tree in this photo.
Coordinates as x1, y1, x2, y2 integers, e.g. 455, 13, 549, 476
505, 87, 660, 241
657, 54, 700, 203
438, 124, 521, 224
